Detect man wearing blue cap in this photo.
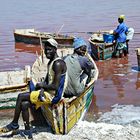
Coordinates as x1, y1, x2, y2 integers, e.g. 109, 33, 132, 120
64, 38, 95, 97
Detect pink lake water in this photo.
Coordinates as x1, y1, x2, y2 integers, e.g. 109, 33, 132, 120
0, 0, 140, 120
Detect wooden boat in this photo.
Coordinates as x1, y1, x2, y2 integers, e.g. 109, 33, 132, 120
136, 48, 140, 70
14, 28, 74, 47
31, 49, 98, 134
0, 66, 31, 110
89, 32, 115, 60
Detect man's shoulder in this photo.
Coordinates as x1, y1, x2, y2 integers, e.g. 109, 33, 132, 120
64, 54, 80, 61
78, 55, 89, 61
120, 22, 128, 28
78, 55, 93, 67
63, 54, 72, 59
52, 58, 67, 73
53, 58, 66, 67
54, 58, 65, 64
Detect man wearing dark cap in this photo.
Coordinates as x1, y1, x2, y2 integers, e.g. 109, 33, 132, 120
64, 37, 96, 97
0, 38, 67, 139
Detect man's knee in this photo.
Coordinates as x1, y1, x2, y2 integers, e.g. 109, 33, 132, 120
21, 101, 30, 111
17, 92, 30, 101
17, 93, 23, 100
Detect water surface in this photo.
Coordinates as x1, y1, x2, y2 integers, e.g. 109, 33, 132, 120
0, 0, 140, 120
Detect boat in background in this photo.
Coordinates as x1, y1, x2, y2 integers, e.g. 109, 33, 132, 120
15, 42, 41, 54
0, 66, 30, 110
14, 29, 74, 47
89, 31, 115, 60
31, 48, 98, 134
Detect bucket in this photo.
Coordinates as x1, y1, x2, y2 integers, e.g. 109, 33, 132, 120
103, 34, 114, 43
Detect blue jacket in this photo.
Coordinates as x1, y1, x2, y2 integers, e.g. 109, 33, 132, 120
114, 22, 128, 43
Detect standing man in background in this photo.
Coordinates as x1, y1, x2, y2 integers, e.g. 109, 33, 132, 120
113, 15, 128, 57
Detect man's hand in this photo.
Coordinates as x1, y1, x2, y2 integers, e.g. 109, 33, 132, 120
35, 83, 44, 90
51, 103, 57, 109
38, 89, 46, 102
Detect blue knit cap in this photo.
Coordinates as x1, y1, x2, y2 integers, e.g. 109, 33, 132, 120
73, 37, 87, 50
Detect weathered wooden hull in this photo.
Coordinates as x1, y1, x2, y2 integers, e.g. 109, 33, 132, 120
14, 29, 74, 47
89, 38, 114, 60
136, 48, 140, 70
0, 66, 30, 110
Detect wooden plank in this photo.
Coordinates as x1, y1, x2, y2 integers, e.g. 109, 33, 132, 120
67, 114, 77, 132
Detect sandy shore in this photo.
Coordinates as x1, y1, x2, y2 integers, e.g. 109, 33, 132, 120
0, 104, 140, 140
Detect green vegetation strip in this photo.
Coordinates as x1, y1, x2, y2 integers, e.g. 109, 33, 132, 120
0, 97, 17, 103
0, 97, 16, 110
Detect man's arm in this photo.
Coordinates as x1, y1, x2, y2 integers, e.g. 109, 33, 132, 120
78, 56, 94, 85
38, 59, 66, 104
113, 25, 121, 39
38, 60, 64, 91
85, 53, 99, 81
82, 56, 94, 73
35, 74, 48, 90
51, 59, 66, 104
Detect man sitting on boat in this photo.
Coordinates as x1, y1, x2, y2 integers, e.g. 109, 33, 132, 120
0, 38, 67, 139
113, 15, 129, 57
64, 37, 97, 97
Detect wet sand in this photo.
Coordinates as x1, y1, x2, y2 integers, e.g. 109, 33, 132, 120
0, 105, 140, 140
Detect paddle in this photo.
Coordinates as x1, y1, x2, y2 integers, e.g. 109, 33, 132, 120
61, 31, 109, 34
61, 31, 140, 35
56, 24, 64, 35
39, 34, 44, 64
